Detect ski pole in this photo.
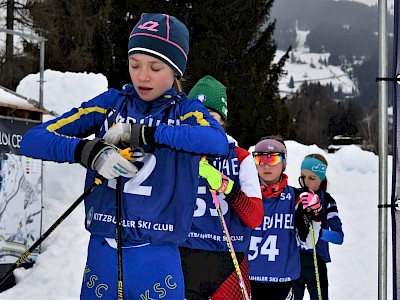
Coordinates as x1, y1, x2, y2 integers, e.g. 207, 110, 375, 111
309, 221, 322, 300
210, 190, 250, 300
114, 147, 144, 300
116, 177, 123, 300
106, 117, 146, 300
299, 176, 322, 300
0, 176, 105, 286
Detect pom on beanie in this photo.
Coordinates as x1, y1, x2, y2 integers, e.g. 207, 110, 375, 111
188, 75, 228, 120
128, 13, 189, 79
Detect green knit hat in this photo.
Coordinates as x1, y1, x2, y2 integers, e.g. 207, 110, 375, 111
188, 75, 228, 120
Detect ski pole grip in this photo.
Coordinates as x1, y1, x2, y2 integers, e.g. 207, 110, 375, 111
119, 148, 133, 161
119, 147, 145, 162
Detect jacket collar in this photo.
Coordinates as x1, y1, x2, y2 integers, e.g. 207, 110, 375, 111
261, 173, 288, 198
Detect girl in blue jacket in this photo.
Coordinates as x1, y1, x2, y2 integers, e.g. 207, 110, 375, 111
20, 13, 228, 300
294, 154, 344, 300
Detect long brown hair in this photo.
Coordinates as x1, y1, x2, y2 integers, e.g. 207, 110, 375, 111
174, 77, 183, 92
305, 153, 328, 191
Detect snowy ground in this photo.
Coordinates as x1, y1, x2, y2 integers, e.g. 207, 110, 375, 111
0, 70, 392, 299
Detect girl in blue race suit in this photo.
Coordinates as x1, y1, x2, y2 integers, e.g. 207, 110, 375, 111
294, 154, 344, 300
247, 137, 322, 300
179, 75, 263, 300
20, 13, 228, 300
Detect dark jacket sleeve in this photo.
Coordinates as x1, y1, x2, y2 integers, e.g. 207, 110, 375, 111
320, 192, 344, 244
294, 188, 311, 242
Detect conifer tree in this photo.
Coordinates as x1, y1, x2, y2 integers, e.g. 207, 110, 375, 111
288, 76, 295, 89
286, 82, 344, 147
27, 0, 113, 72
27, 0, 289, 148
98, 0, 290, 148
0, 0, 37, 90
186, 1, 291, 148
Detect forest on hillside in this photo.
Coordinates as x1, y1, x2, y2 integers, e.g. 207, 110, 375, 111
0, 0, 390, 152
271, 0, 394, 108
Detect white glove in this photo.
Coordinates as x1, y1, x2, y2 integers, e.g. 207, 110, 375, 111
103, 123, 131, 147
93, 148, 138, 179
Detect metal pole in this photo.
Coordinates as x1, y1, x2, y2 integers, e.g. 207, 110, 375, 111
39, 38, 45, 109
378, 0, 388, 299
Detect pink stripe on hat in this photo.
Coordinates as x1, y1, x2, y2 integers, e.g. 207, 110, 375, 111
166, 14, 170, 40
129, 33, 188, 60
128, 13, 189, 78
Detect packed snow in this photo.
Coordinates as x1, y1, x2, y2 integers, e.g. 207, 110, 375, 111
0, 70, 393, 300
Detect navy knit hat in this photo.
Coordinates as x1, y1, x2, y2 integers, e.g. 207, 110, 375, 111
128, 13, 189, 78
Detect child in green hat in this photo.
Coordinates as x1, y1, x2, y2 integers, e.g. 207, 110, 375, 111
179, 75, 263, 299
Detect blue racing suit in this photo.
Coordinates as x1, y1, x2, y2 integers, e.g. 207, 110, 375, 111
21, 84, 228, 299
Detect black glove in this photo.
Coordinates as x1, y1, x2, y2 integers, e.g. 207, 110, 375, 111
295, 208, 310, 242
130, 124, 156, 148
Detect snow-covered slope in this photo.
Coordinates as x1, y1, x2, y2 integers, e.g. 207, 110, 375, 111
275, 29, 357, 98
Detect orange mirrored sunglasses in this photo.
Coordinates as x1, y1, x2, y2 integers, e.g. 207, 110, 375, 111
253, 152, 285, 166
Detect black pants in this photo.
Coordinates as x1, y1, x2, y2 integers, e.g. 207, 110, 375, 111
293, 251, 329, 300
179, 247, 246, 300
250, 280, 293, 300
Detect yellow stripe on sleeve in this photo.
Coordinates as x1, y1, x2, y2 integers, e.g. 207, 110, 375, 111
46, 106, 108, 132
180, 110, 210, 126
